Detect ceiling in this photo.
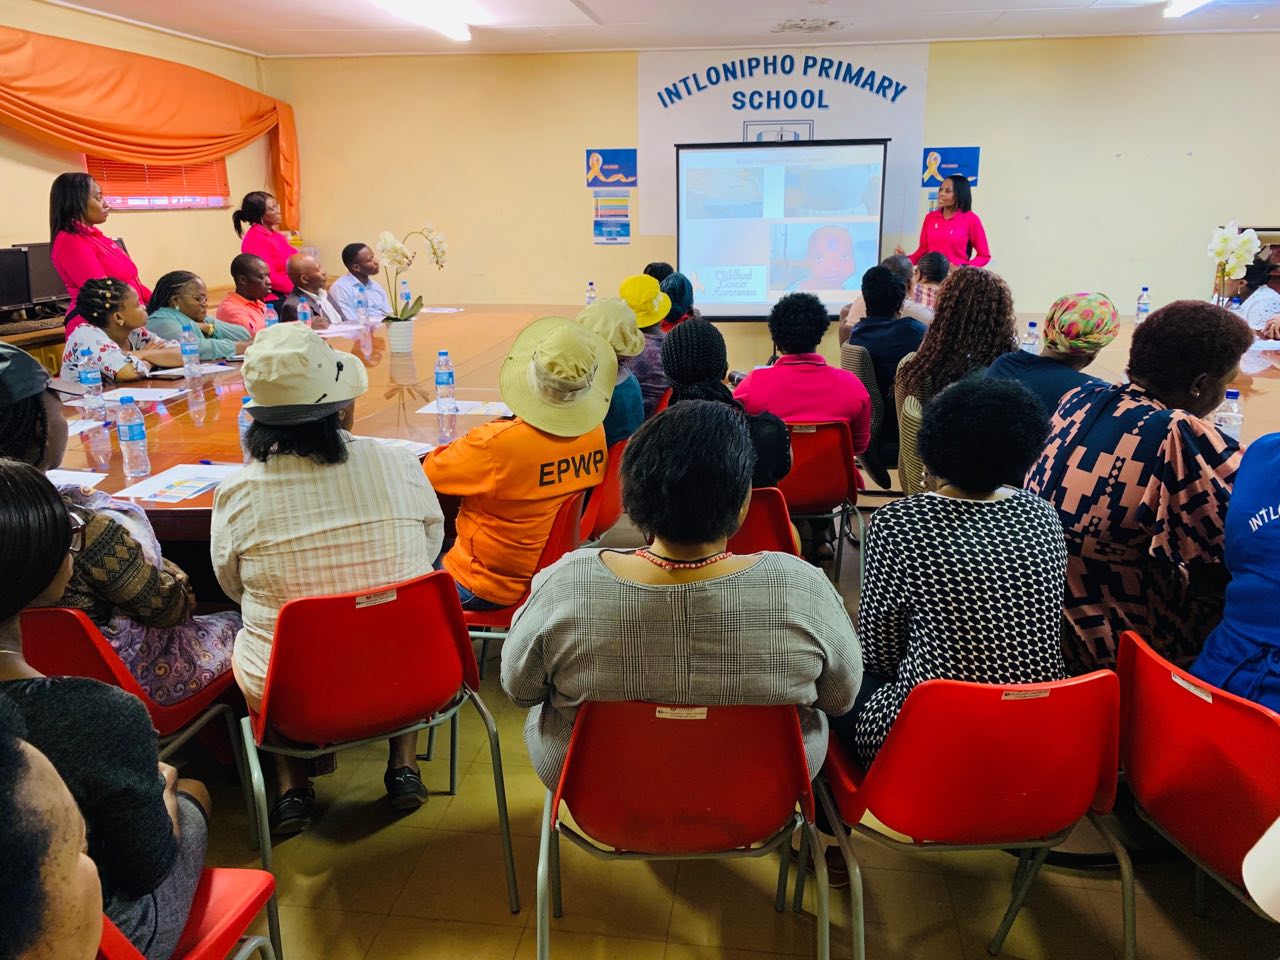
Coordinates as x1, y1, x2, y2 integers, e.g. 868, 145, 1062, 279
43, 0, 1280, 57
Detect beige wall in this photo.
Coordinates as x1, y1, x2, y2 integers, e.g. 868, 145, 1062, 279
0, 0, 272, 294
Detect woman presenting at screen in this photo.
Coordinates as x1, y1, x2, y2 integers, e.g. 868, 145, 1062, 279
900, 174, 991, 269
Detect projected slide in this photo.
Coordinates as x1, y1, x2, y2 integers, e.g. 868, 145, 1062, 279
677, 140, 886, 319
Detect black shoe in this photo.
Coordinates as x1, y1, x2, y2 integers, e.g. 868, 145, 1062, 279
384, 766, 427, 810
270, 785, 316, 836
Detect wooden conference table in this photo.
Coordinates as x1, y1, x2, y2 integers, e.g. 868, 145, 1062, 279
56, 305, 1280, 543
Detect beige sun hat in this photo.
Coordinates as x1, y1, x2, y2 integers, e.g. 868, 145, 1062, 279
242, 323, 368, 424
574, 298, 644, 358
498, 316, 617, 437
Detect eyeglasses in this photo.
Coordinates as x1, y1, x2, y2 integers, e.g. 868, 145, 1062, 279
68, 512, 85, 555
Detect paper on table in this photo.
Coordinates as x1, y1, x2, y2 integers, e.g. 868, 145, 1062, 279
313, 323, 367, 339
114, 463, 242, 502
356, 436, 435, 458
1249, 339, 1280, 352
147, 363, 234, 379
46, 469, 106, 489
416, 399, 513, 417
421, 307, 464, 314
66, 419, 100, 437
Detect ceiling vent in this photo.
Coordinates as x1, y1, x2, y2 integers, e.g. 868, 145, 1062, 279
772, 18, 845, 34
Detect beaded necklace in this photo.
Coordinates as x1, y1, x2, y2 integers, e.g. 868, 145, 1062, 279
634, 548, 732, 571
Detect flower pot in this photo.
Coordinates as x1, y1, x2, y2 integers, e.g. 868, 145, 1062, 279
387, 318, 415, 354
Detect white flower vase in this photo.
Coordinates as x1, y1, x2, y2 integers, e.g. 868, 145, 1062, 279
387, 318, 416, 354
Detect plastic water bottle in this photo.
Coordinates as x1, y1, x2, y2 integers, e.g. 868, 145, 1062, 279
355, 285, 370, 325
116, 398, 150, 478
297, 300, 312, 328
1213, 388, 1243, 441
436, 411, 456, 444
398, 278, 412, 314
1135, 286, 1151, 326
179, 321, 201, 380
434, 350, 457, 413
238, 396, 254, 462
1020, 320, 1039, 354
187, 382, 207, 426
584, 281, 596, 306
78, 349, 107, 421
264, 304, 278, 327
84, 423, 113, 470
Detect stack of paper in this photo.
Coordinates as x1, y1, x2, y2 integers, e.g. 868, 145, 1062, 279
356, 436, 435, 458
149, 363, 235, 379
46, 469, 106, 489
416, 399, 513, 417
114, 463, 242, 502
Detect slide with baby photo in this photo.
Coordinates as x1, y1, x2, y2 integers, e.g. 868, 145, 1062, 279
676, 139, 886, 319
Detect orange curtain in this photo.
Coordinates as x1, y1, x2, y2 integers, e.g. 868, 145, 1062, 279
0, 26, 300, 227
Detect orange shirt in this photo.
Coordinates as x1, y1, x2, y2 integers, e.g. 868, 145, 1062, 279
215, 292, 267, 335
424, 417, 607, 606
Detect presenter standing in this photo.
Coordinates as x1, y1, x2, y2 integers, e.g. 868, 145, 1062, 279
900, 174, 991, 269
233, 191, 295, 303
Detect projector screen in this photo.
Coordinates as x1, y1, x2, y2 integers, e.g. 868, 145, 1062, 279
676, 139, 888, 320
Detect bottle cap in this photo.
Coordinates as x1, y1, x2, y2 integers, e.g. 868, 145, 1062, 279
1141, 286, 1149, 291
80, 348, 91, 357
120, 396, 135, 404
438, 350, 448, 356
1225, 388, 1241, 400
242, 396, 252, 405
1028, 321, 1037, 328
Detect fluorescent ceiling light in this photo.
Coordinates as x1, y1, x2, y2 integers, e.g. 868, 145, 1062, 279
1164, 0, 1214, 18
369, 0, 493, 41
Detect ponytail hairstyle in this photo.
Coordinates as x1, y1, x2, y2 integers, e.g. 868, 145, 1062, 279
232, 191, 272, 238
49, 172, 94, 241
148, 271, 200, 314
75, 278, 131, 330
0, 458, 71, 623
916, 252, 951, 285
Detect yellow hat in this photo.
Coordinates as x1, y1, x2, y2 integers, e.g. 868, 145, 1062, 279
499, 316, 617, 437
574, 298, 644, 358
242, 323, 368, 424
619, 274, 672, 330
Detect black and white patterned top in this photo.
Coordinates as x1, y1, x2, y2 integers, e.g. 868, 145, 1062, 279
501, 550, 864, 788
850, 489, 1068, 769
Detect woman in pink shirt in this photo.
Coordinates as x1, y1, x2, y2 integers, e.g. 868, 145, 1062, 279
903, 175, 991, 269
232, 191, 294, 302
49, 173, 152, 336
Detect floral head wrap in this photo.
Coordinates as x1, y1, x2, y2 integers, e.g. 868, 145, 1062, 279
1043, 292, 1119, 356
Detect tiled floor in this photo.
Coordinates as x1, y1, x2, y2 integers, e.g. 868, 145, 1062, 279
187, 513, 1280, 959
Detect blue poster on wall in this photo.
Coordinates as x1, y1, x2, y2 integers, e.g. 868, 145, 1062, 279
922, 146, 980, 187
586, 149, 638, 187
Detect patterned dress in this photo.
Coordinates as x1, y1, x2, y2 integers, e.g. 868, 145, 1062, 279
847, 490, 1067, 769
1026, 382, 1242, 674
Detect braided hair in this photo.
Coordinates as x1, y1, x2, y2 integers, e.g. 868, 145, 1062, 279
0, 395, 49, 467
0, 458, 71, 623
661, 319, 736, 406
897, 267, 1016, 398
74, 278, 131, 329
148, 271, 199, 314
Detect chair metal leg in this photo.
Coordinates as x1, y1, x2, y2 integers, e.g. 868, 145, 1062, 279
1194, 866, 1210, 918
448, 712, 459, 796
478, 631, 495, 680
550, 824, 564, 918
818, 779, 865, 960
240, 717, 273, 869
537, 792, 553, 960
425, 726, 436, 762
805, 821, 832, 960
988, 847, 1048, 955
850, 505, 866, 594
832, 508, 846, 582
266, 892, 284, 960
1010, 849, 1034, 897
792, 823, 810, 912
225, 706, 259, 853
230, 935, 275, 960
1091, 812, 1137, 960
774, 827, 792, 912
472, 693, 521, 913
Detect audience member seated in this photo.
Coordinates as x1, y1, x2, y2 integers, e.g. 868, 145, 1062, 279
2, 343, 240, 706
662, 318, 791, 488
911, 251, 950, 310
424, 317, 611, 610
659, 271, 699, 333
1192, 432, 1280, 708
986, 292, 1118, 416
619, 274, 673, 417
49, 171, 152, 335
642, 261, 675, 282
837, 255, 933, 343
211, 325, 445, 827
146, 271, 251, 360
573, 298, 645, 446
0, 701, 102, 960
280, 253, 342, 329
832, 378, 1066, 768
232, 191, 294, 302
847, 265, 928, 466
1027, 301, 1254, 673
1234, 254, 1280, 336
501, 400, 862, 788
60, 279, 181, 383
215, 254, 272, 335
330, 243, 394, 323
0, 460, 210, 960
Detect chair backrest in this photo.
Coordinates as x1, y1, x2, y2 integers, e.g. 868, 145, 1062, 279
97, 916, 142, 959
897, 394, 925, 496
840, 342, 883, 447
535, 490, 586, 573
727, 487, 799, 555
654, 387, 673, 414
553, 702, 814, 854
21, 607, 147, 696
857, 673, 1119, 845
1118, 631, 1280, 887
255, 570, 477, 746
580, 442, 626, 541
776, 421, 860, 514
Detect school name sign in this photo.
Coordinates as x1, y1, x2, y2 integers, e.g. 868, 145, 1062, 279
653, 52, 910, 111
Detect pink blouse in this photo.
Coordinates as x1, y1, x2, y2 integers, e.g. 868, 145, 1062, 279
907, 210, 991, 269
240, 223, 295, 296
51, 224, 152, 335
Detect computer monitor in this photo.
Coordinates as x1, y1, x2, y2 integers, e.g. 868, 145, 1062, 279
15, 242, 69, 303
0, 248, 32, 311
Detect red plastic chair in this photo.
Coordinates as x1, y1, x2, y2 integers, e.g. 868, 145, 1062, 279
653, 387, 673, 414
464, 490, 585, 678
536, 702, 830, 959
242, 570, 519, 916
97, 867, 279, 960
805, 674, 1133, 960
579, 441, 627, 543
776, 422, 865, 583
1118, 630, 1280, 919
726, 487, 800, 555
